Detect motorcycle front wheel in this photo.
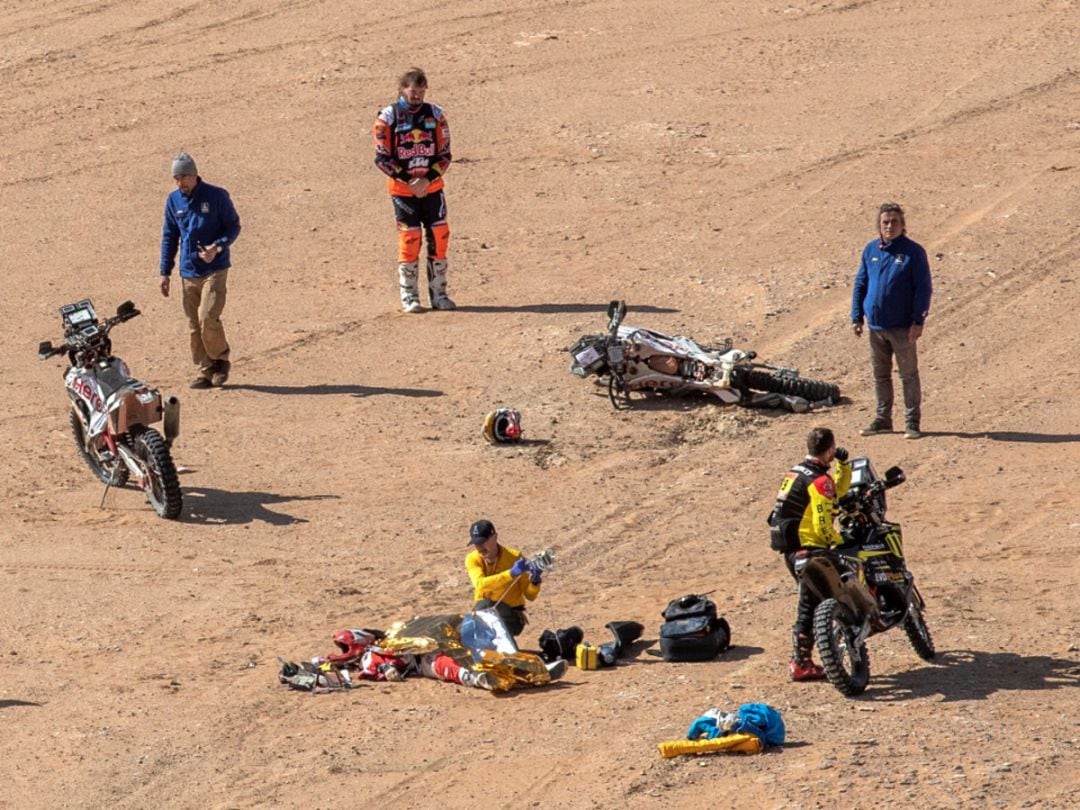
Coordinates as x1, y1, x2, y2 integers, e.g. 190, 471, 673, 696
813, 598, 870, 696
903, 601, 936, 661
70, 408, 129, 487
607, 374, 634, 410
132, 427, 182, 519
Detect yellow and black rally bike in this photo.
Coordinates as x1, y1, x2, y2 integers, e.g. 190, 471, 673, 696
795, 458, 935, 696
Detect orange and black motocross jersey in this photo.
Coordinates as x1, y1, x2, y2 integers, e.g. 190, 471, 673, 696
373, 99, 451, 197
772, 457, 852, 549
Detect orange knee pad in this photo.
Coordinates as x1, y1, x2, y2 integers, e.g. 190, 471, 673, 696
397, 226, 423, 263
429, 222, 450, 261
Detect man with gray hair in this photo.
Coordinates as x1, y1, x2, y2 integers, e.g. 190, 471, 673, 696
159, 152, 241, 388
851, 202, 932, 439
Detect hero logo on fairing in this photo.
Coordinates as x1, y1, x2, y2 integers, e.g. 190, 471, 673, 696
71, 375, 104, 413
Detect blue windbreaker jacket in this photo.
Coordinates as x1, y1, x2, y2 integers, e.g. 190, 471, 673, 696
850, 234, 932, 329
159, 179, 241, 279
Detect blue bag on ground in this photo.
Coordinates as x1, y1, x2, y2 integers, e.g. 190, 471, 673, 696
734, 703, 785, 746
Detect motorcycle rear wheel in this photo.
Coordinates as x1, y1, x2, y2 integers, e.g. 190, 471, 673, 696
70, 408, 129, 487
903, 604, 936, 661
132, 427, 182, 520
744, 369, 840, 402
813, 598, 870, 696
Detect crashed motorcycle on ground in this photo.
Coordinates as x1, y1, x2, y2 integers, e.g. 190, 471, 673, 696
568, 301, 840, 409
38, 300, 182, 519
796, 458, 935, 696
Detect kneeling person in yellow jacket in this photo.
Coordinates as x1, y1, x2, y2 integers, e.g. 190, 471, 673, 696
465, 519, 541, 637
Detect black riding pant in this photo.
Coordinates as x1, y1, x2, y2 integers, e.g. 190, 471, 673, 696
785, 551, 820, 652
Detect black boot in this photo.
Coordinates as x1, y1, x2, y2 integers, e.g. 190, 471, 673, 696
599, 621, 645, 666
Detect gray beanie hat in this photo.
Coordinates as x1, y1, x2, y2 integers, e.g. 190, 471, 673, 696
171, 152, 198, 177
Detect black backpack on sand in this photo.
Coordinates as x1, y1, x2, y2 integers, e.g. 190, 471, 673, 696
658, 594, 731, 662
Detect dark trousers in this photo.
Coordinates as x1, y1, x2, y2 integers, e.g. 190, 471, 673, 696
785, 551, 820, 657
474, 599, 526, 638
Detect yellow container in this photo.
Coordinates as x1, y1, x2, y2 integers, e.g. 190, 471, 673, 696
575, 642, 598, 670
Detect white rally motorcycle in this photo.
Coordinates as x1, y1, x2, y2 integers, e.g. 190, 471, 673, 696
38, 300, 182, 519
569, 301, 841, 409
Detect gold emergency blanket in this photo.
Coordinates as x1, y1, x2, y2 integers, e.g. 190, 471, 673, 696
382, 613, 556, 692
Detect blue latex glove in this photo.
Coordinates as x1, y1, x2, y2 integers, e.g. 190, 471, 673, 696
510, 558, 530, 577
529, 564, 543, 585
686, 715, 719, 741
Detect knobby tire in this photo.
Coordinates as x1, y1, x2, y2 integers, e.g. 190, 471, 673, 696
134, 427, 182, 520
904, 605, 936, 661
813, 598, 870, 696
744, 370, 840, 402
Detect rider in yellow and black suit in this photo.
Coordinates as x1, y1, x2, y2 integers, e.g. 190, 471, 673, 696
769, 427, 851, 681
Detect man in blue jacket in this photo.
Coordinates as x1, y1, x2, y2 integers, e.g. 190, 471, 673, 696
851, 203, 932, 439
159, 153, 241, 388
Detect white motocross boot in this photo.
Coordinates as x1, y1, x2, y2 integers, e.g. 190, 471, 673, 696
427, 258, 456, 310
398, 261, 422, 313
459, 669, 494, 690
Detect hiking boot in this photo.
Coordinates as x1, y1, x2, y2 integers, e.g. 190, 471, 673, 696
190, 375, 213, 390
789, 659, 826, 681
210, 360, 231, 387
545, 659, 569, 681
860, 419, 893, 436
904, 424, 922, 440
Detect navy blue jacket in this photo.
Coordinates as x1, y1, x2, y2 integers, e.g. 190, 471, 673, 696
851, 234, 932, 329
159, 179, 241, 279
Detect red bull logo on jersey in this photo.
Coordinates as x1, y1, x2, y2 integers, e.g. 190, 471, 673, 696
396, 128, 435, 160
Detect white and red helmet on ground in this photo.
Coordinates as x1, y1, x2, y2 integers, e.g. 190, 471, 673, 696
482, 408, 523, 444
327, 628, 380, 664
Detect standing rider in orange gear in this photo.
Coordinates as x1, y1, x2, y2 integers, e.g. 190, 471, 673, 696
373, 67, 454, 313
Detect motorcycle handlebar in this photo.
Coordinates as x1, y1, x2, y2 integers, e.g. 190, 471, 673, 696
38, 342, 67, 360
38, 301, 139, 360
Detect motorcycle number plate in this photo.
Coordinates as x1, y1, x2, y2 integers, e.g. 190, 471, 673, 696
574, 346, 602, 367
608, 345, 624, 363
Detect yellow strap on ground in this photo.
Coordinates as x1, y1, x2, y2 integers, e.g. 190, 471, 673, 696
657, 733, 763, 758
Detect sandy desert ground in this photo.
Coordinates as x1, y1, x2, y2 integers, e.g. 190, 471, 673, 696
1, 0, 1078, 807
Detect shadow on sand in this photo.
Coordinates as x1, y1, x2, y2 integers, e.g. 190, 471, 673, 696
227, 383, 442, 398
927, 430, 1080, 444
181, 488, 340, 526
453, 303, 679, 315
864, 649, 1080, 702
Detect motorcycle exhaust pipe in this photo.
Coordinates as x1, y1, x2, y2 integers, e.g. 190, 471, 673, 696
163, 396, 180, 446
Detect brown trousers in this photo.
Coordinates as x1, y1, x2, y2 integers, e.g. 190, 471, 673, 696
181, 270, 230, 375
868, 326, 921, 427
